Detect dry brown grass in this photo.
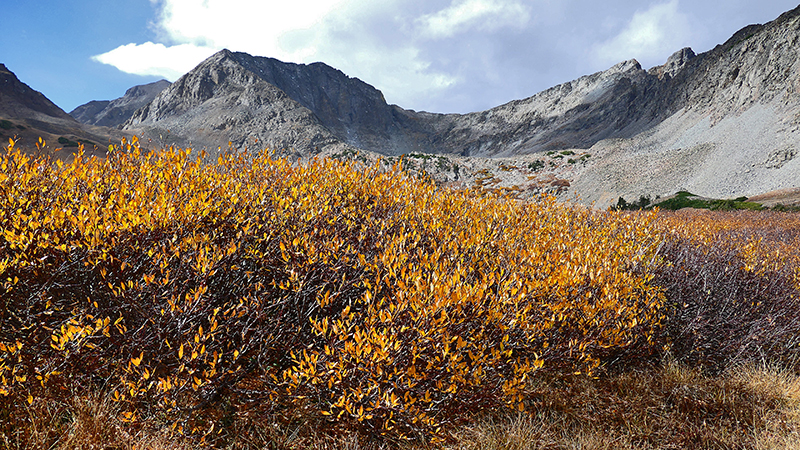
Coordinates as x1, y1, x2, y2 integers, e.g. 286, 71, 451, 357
447, 361, 800, 450
1, 392, 191, 450
3, 362, 798, 450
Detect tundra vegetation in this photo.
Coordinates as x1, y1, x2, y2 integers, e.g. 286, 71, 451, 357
613, 191, 768, 212
1, 138, 800, 449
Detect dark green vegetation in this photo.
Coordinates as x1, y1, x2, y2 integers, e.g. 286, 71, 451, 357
57, 136, 80, 147
613, 191, 765, 211
656, 191, 764, 211
527, 160, 544, 171
0, 119, 24, 137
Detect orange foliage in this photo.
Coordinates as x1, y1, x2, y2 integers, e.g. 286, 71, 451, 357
1, 137, 665, 441
656, 208, 800, 288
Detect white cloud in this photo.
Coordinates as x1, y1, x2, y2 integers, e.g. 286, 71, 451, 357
416, 0, 531, 39
93, 0, 350, 81
154, 0, 347, 55
92, 42, 218, 80
91, 0, 462, 109
594, 0, 692, 69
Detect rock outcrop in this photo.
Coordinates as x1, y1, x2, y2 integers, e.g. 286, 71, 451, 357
124, 51, 353, 156
70, 80, 170, 128
649, 47, 696, 80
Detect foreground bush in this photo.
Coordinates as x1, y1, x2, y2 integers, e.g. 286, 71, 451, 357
652, 209, 800, 372
0, 138, 665, 443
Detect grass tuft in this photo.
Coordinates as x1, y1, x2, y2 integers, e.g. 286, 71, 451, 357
449, 362, 800, 450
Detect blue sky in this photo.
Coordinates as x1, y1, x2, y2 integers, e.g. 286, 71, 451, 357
4, 0, 800, 114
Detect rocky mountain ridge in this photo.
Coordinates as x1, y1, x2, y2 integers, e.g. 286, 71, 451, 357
123, 51, 351, 155
4, 4, 800, 207
70, 79, 170, 127
120, 51, 668, 157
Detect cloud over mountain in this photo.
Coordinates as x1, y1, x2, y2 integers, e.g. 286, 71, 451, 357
594, 0, 693, 68
90, 0, 799, 113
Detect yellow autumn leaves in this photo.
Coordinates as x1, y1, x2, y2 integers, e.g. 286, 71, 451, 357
1, 138, 666, 440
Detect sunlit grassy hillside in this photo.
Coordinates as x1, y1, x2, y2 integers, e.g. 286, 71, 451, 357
2, 138, 800, 449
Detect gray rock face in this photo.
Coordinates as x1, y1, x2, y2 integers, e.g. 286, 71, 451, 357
229, 53, 405, 153
649, 47, 696, 80
124, 51, 351, 156
71, 80, 170, 128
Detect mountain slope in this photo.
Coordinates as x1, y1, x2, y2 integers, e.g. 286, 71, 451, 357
70, 80, 170, 128
69, 100, 111, 124
0, 64, 76, 122
124, 50, 353, 156
0, 64, 116, 153
117, 5, 800, 205
567, 5, 800, 206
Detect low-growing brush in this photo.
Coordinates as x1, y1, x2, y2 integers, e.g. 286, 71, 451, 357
0, 137, 666, 444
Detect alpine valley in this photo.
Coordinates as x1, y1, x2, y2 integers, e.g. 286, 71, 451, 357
3, 5, 800, 208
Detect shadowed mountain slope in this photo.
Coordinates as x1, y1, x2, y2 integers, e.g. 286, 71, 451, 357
0, 64, 116, 153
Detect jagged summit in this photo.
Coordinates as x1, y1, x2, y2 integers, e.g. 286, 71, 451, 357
649, 48, 695, 79
112, 4, 800, 205
123, 49, 350, 155
123, 49, 434, 155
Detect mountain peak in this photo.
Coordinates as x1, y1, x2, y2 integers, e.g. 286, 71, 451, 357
0, 63, 74, 122
649, 47, 695, 79
122, 48, 411, 154
612, 59, 643, 73
123, 79, 171, 99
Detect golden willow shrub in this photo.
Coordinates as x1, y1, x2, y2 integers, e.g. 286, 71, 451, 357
656, 209, 800, 285
0, 138, 664, 442
651, 209, 800, 371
